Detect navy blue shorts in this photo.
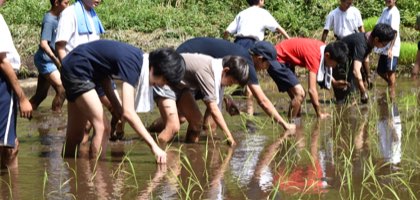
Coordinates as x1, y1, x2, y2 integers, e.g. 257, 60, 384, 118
377, 55, 398, 74
0, 73, 18, 147
267, 63, 300, 92
234, 37, 256, 50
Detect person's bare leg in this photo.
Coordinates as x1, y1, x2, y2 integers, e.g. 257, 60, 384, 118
156, 98, 180, 144
287, 85, 305, 119
203, 108, 217, 135
75, 90, 108, 159
246, 86, 254, 116
29, 74, 50, 110
63, 101, 88, 157
412, 50, 420, 79
387, 71, 396, 101
46, 71, 66, 112
0, 139, 19, 169
177, 91, 203, 143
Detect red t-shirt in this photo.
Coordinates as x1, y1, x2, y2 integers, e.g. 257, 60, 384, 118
275, 38, 325, 73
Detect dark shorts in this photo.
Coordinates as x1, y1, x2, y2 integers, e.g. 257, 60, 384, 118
377, 55, 398, 74
61, 55, 97, 102
0, 73, 18, 147
234, 37, 256, 50
418, 41, 420, 50
267, 63, 300, 92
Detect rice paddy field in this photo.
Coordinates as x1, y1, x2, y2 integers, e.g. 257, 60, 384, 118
1, 76, 420, 199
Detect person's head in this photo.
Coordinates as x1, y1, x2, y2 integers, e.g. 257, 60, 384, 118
50, 0, 70, 12
324, 41, 349, 68
370, 23, 396, 48
339, 0, 353, 11
249, 41, 279, 71
221, 56, 249, 87
80, 0, 101, 9
149, 48, 186, 87
384, 0, 396, 8
247, 0, 264, 7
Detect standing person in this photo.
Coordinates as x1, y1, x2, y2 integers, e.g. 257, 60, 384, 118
321, 0, 370, 87
0, 0, 33, 169
176, 37, 295, 130
60, 40, 186, 162
321, 0, 364, 42
224, 0, 290, 116
375, 0, 400, 99
148, 54, 249, 146
224, 0, 290, 50
411, 13, 420, 79
30, 0, 69, 112
55, 0, 124, 141
332, 23, 396, 104
273, 38, 349, 120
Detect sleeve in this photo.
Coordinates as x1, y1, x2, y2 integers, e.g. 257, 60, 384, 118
263, 11, 281, 32
389, 10, 400, 31
195, 69, 217, 102
248, 61, 259, 85
40, 18, 54, 42
305, 55, 320, 73
55, 8, 76, 43
226, 15, 239, 34
0, 15, 10, 53
355, 9, 363, 27
323, 11, 334, 30
353, 44, 366, 62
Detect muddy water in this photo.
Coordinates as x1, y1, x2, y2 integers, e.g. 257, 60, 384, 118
1, 78, 420, 199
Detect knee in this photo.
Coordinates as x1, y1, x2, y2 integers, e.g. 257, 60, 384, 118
166, 121, 181, 134
293, 87, 306, 103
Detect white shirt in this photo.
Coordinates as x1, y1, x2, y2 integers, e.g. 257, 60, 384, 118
377, 6, 400, 57
324, 6, 363, 39
226, 6, 280, 41
0, 14, 21, 70
55, 4, 100, 54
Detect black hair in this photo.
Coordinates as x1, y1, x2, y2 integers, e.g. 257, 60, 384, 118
247, 0, 260, 6
50, 0, 65, 5
149, 48, 186, 86
222, 56, 249, 86
325, 41, 349, 65
371, 23, 396, 42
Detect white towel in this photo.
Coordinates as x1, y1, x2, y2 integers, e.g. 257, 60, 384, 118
134, 54, 154, 113
211, 58, 224, 110
316, 45, 332, 89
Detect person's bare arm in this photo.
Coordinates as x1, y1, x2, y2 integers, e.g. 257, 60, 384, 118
56, 41, 67, 62
248, 84, 295, 130
321, 30, 329, 43
358, 26, 365, 33
40, 40, 61, 68
308, 71, 329, 118
223, 31, 231, 40
276, 27, 290, 39
205, 101, 236, 146
353, 60, 368, 100
121, 82, 167, 163
0, 53, 32, 118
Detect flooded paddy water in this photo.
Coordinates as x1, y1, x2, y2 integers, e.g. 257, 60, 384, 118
1, 77, 420, 199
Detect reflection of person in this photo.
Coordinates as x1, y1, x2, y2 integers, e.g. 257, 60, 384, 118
148, 54, 249, 145
411, 13, 420, 79
375, 0, 400, 99
176, 37, 295, 130
61, 40, 185, 163
332, 23, 396, 104
30, 0, 69, 112
0, 0, 33, 169
377, 94, 402, 166
273, 38, 348, 120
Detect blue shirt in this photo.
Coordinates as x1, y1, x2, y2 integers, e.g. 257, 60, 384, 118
176, 37, 259, 85
37, 12, 58, 62
63, 40, 143, 87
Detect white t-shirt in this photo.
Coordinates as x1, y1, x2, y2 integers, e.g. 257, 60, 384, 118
324, 6, 363, 39
55, 4, 100, 54
377, 6, 400, 57
226, 6, 280, 41
0, 14, 21, 70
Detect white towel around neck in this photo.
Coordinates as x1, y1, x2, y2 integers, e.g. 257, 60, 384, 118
316, 45, 333, 89
211, 58, 224, 110
134, 54, 154, 113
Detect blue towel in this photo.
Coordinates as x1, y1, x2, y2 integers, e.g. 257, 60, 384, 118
74, 0, 105, 35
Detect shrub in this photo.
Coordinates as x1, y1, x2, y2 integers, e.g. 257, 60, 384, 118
363, 16, 379, 32
399, 42, 417, 65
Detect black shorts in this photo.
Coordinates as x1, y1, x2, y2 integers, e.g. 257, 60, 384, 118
377, 55, 398, 74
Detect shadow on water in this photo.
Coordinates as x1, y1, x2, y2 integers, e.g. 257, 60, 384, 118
2, 78, 420, 199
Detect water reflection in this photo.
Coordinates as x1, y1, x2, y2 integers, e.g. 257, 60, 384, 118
0, 167, 19, 199
377, 94, 402, 167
